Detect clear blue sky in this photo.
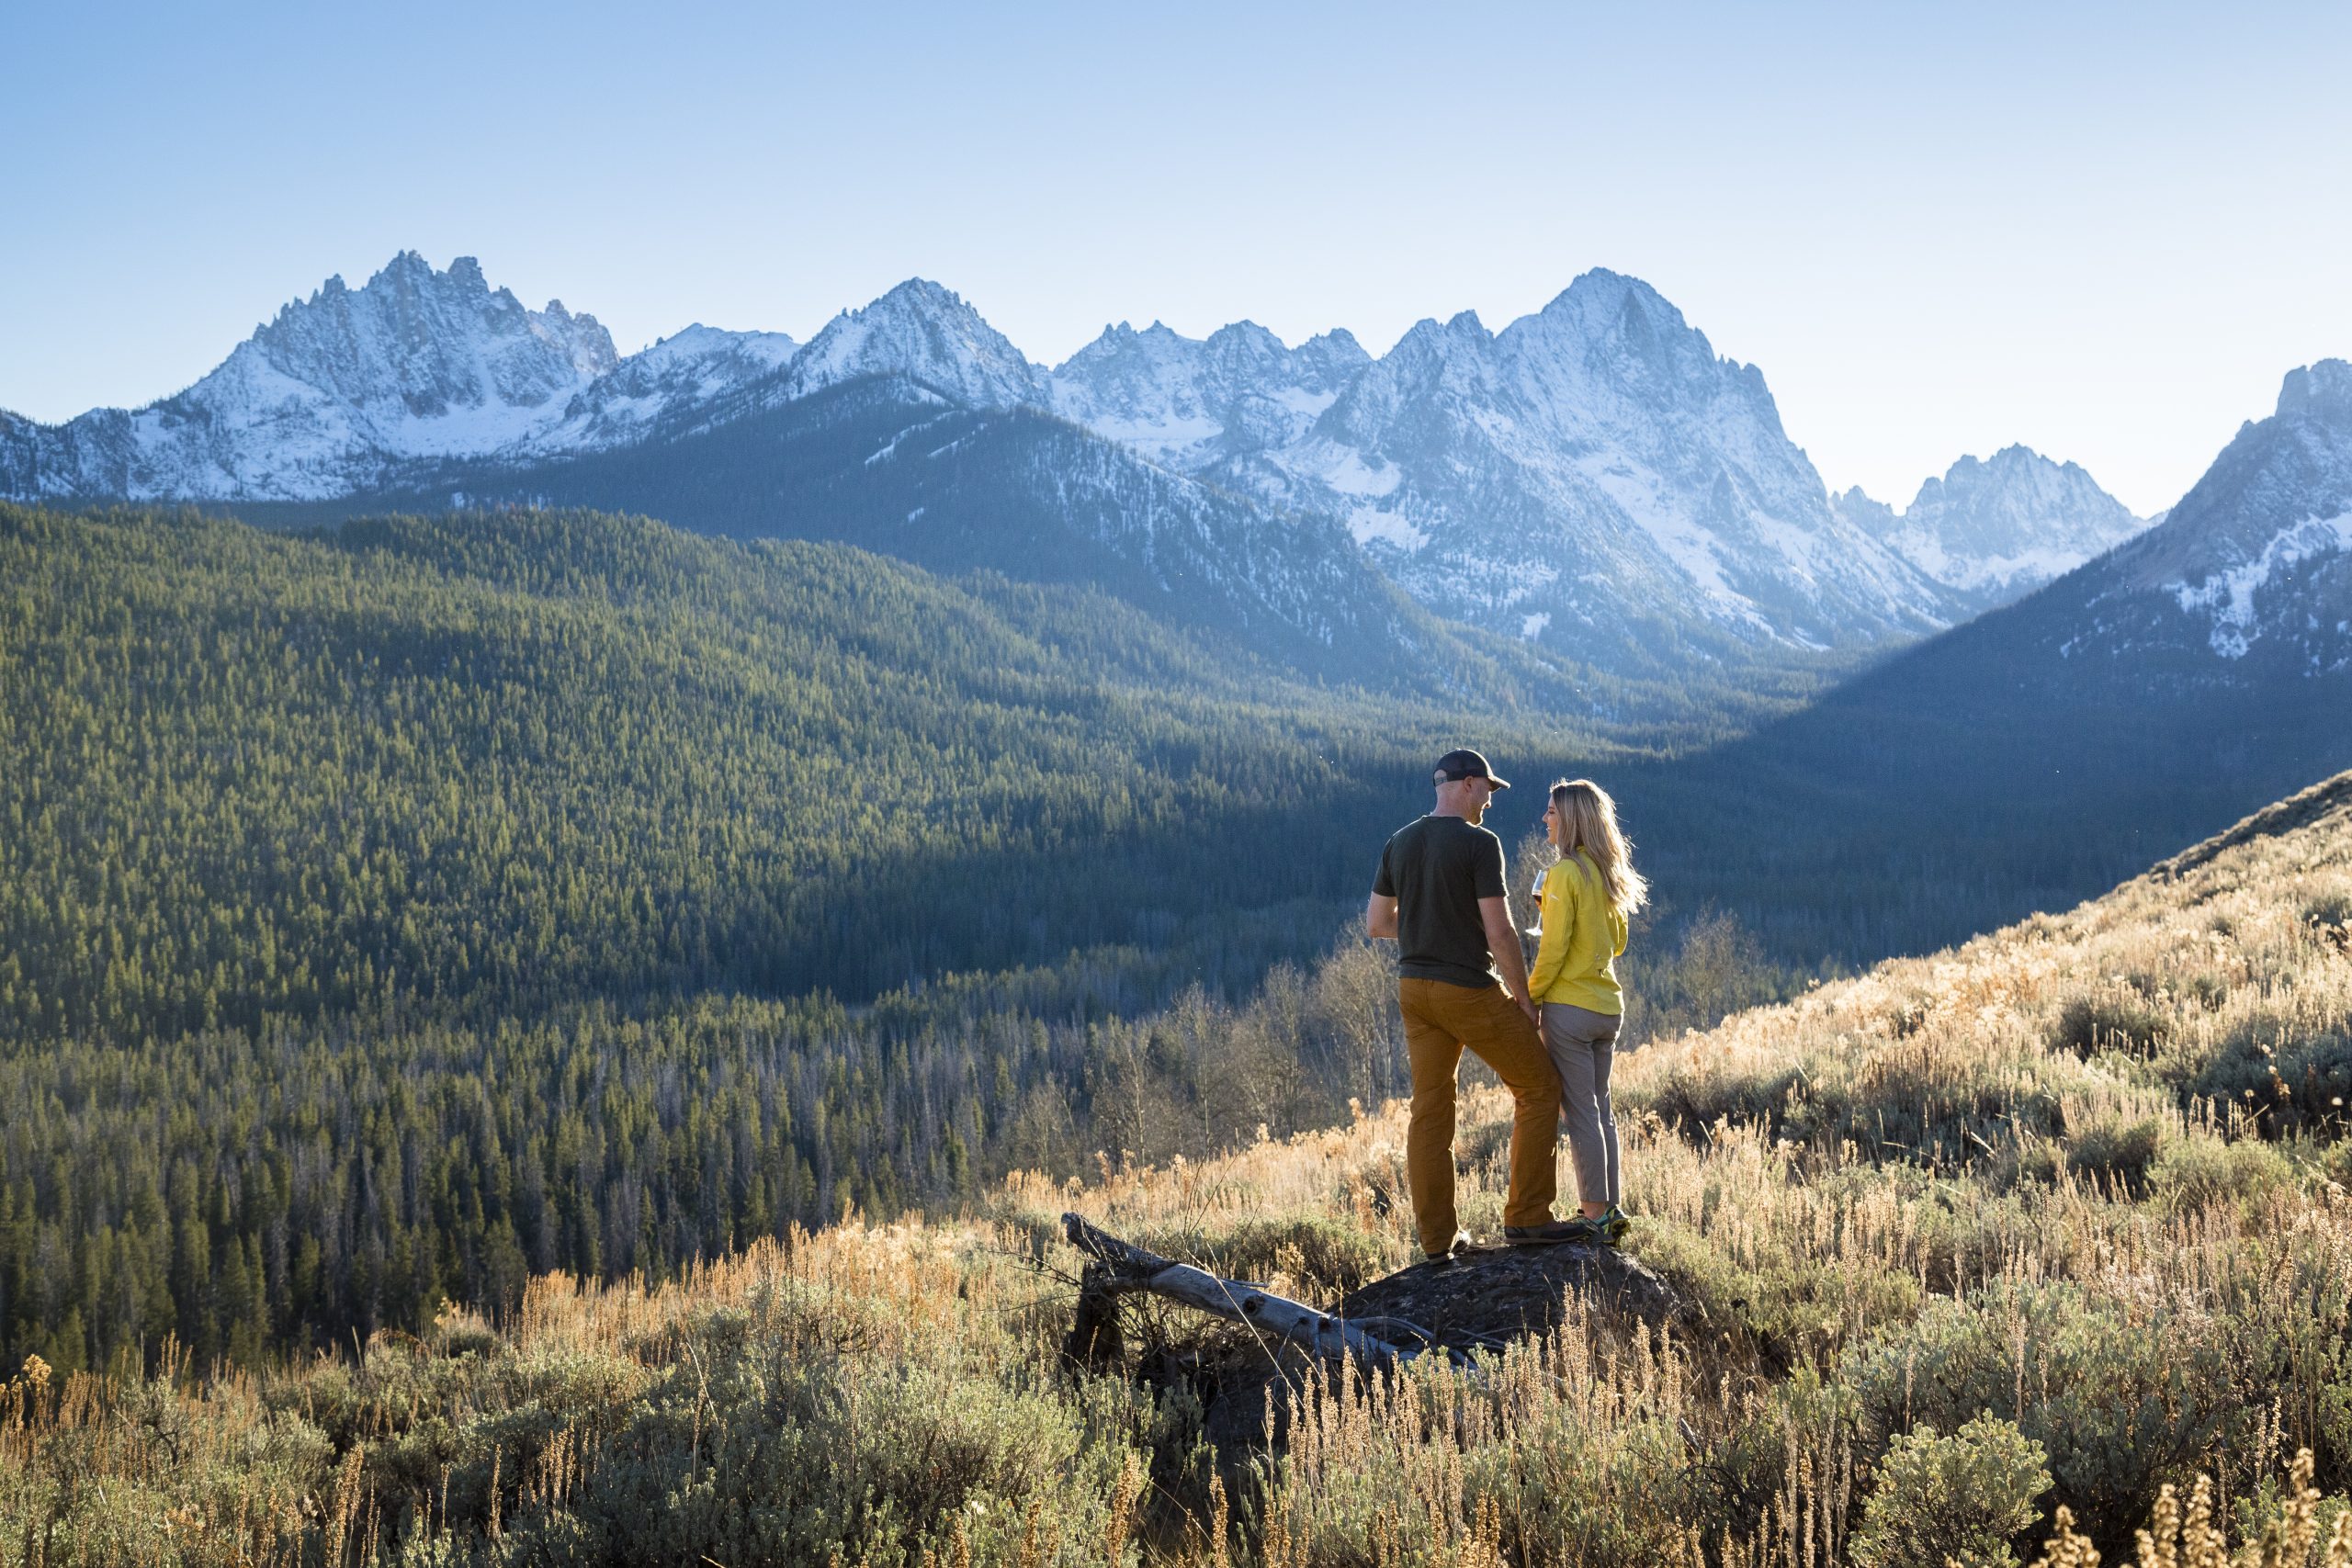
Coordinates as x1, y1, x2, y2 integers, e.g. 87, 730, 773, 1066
6, 1, 2348, 514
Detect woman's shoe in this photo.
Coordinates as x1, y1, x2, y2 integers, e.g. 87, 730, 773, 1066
1593, 1205, 1632, 1246
1422, 1231, 1476, 1267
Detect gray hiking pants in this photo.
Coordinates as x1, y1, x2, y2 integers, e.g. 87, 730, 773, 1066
1542, 1003, 1622, 1206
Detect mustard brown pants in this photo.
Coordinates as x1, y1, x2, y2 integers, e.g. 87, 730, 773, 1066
1398, 977, 1561, 1256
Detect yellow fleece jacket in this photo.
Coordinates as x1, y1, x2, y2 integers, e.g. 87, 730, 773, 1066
1528, 850, 1627, 1015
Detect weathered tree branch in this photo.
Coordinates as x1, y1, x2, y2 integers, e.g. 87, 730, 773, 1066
1061, 1212, 1419, 1367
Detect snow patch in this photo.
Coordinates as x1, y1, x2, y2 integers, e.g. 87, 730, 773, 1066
1316, 447, 1401, 499
1521, 611, 1551, 638
2167, 511, 2352, 657
1080, 412, 1222, 460
1579, 457, 1769, 629
1347, 507, 1429, 551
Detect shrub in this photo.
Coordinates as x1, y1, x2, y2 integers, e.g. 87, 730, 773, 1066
2191, 1019, 2352, 1143
1470, 1409, 1713, 1567
522, 1316, 1146, 1566
2064, 1115, 2165, 1194
2279, 1023, 2352, 1142
1639, 1213, 1922, 1374
1640, 1061, 1806, 1143
2052, 992, 2169, 1059
1845, 1281, 2228, 1547
2306, 888, 2352, 931
2145, 1130, 2295, 1213
1850, 1412, 2051, 1568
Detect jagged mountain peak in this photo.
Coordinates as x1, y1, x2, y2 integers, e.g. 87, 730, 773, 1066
0, 251, 813, 500
247, 249, 617, 397
1977, 358, 2352, 679
1057, 319, 1193, 372
634, 321, 797, 363
1299, 326, 1370, 361
1533, 269, 1702, 356
1046, 310, 1369, 468
785, 277, 1043, 409
1833, 444, 2145, 606
1914, 444, 2108, 508
1502, 267, 1768, 424
1204, 319, 1276, 343
1539, 265, 1679, 323
1936, 444, 2101, 494
2107, 358, 2352, 669
1058, 317, 1367, 376
1209, 275, 1943, 663
2278, 357, 2352, 420
526, 321, 800, 453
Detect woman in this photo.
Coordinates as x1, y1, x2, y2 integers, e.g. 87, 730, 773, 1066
1527, 778, 1647, 1244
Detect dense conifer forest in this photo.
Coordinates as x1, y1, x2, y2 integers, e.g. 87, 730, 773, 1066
0, 502, 1641, 1373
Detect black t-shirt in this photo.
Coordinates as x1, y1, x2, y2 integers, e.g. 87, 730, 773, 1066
1372, 814, 1508, 988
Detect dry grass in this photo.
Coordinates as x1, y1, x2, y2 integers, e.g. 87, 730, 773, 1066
6, 776, 2352, 1564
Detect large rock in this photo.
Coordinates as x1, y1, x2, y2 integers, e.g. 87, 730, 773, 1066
1332, 1238, 1687, 1355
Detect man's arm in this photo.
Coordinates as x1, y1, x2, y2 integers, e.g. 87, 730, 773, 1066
1480, 896, 1537, 1021
1365, 892, 1399, 940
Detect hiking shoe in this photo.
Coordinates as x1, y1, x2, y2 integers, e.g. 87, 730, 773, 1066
1503, 1218, 1596, 1247
1594, 1205, 1633, 1246
1421, 1231, 1476, 1268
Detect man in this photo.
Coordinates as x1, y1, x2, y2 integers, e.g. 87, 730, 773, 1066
1367, 749, 1578, 1262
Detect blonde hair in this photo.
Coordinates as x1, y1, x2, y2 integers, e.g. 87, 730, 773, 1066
1549, 779, 1648, 918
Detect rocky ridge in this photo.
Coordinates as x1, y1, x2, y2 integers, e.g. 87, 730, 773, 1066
2061, 358, 2352, 674
3, 253, 2182, 674
1834, 444, 2152, 611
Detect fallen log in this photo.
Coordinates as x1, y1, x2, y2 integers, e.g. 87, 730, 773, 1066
1060, 1212, 1424, 1369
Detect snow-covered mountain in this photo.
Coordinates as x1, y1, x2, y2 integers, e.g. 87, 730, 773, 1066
1047, 321, 1371, 470
1831, 446, 2150, 610
1048, 272, 1962, 665
1, 254, 616, 499
527, 321, 797, 452
2, 251, 2192, 679
2054, 358, 2352, 676
0, 254, 791, 500
775, 278, 1044, 410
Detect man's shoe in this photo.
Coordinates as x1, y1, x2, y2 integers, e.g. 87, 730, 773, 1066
1595, 1205, 1632, 1246
1503, 1218, 1595, 1247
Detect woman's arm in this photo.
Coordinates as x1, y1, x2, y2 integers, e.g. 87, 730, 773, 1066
1525, 858, 1576, 1000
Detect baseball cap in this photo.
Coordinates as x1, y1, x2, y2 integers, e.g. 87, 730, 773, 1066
1433, 749, 1510, 790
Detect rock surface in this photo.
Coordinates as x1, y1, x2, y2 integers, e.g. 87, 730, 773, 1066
1331, 1238, 1687, 1354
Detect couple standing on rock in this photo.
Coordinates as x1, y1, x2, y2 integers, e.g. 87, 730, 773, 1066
1367, 749, 1647, 1265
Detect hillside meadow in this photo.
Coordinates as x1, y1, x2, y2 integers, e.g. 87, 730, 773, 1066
6, 773, 2351, 1565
